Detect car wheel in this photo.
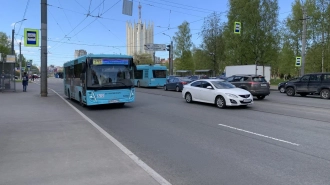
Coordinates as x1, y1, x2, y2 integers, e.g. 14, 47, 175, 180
185, 93, 193, 103
176, 86, 180, 92
137, 81, 140, 88
215, 96, 226, 109
286, 87, 295, 96
257, 95, 265, 100
279, 87, 285, 93
320, 89, 330, 99
164, 85, 167, 91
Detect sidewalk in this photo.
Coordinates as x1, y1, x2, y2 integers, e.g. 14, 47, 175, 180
0, 83, 163, 185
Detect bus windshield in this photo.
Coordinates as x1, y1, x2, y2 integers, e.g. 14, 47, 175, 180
87, 65, 133, 89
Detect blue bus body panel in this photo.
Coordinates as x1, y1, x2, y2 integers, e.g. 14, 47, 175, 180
85, 88, 135, 106
135, 64, 167, 87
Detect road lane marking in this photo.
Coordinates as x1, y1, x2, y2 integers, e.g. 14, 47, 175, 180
218, 124, 300, 146
48, 87, 172, 185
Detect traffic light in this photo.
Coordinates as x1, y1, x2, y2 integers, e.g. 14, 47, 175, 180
234, 22, 241, 34
295, 57, 301, 67
166, 45, 171, 51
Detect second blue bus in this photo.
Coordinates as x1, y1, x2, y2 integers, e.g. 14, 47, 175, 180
134, 64, 167, 87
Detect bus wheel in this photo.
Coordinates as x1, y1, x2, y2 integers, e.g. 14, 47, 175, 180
137, 81, 140, 88
68, 89, 72, 100
79, 93, 85, 107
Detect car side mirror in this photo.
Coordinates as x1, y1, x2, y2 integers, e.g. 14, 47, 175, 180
206, 86, 213, 89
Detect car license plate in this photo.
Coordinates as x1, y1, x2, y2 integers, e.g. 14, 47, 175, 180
261, 84, 267, 87
243, 99, 251, 103
109, 100, 119, 103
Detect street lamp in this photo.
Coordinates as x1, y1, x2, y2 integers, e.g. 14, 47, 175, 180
163, 33, 173, 75
12, 19, 27, 55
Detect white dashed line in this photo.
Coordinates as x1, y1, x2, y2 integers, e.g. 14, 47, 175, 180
218, 124, 300, 146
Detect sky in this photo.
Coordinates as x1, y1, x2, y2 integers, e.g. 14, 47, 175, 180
1, 0, 295, 67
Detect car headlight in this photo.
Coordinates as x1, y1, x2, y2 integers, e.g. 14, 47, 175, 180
225, 93, 238, 98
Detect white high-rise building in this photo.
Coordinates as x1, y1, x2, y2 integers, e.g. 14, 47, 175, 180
74, 49, 87, 58
126, 3, 154, 56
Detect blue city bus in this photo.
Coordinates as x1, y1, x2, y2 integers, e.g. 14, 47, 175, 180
134, 64, 167, 87
63, 54, 136, 106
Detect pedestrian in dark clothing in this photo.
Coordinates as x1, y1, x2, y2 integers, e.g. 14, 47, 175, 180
22, 72, 28, 92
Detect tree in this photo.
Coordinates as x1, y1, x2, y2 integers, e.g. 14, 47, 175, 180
224, 0, 279, 72
200, 12, 226, 75
133, 53, 153, 65
0, 32, 11, 57
173, 21, 194, 71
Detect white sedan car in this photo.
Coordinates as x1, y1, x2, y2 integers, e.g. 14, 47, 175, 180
182, 79, 253, 108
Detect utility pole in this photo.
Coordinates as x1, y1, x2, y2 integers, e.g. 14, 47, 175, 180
170, 40, 173, 75
19, 42, 22, 80
41, 0, 48, 97
301, 7, 307, 76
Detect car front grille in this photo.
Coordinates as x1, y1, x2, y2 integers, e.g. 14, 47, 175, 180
239, 94, 250, 98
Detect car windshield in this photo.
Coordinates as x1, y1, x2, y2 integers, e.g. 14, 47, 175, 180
252, 77, 267, 82
211, 81, 236, 89
87, 65, 133, 88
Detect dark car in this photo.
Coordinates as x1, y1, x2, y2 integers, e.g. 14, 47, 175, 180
226, 74, 270, 99
164, 77, 192, 92
285, 73, 330, 99
167, 75, 180, 83
278, 77, 300, 93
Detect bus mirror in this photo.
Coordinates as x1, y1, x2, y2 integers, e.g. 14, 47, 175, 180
80, 73, 85, 81
82, 63, 86, 73
132, 62, 137, 71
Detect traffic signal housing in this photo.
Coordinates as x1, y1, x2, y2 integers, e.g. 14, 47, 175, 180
166, 45, 171, 51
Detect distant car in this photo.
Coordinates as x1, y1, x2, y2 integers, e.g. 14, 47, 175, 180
226, 74, 270, 100
278, 77, 300, 93
285, 73, 330, 99
164, 77, 192, 92
182, 79, 253, 109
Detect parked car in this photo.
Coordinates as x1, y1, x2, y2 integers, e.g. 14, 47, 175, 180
226, 74, 270, 100
164, 77, 192, 92
278, 77, 300, 93
166, 75, 180, 83
285, 73, 330, 99
182, 79, 253, 109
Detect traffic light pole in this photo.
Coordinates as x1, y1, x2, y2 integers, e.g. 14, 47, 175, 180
170, 41, 173, 75
301, 7, 307, 76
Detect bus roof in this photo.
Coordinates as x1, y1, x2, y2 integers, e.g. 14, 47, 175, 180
63, 54, 133, 67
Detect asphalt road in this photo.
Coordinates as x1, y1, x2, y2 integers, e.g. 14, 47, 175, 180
47, 78, 330, 185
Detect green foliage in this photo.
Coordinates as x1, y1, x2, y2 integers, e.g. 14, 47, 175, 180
0, 32, 11, 56
173, 21, 194, 71
133, 53, 153, 65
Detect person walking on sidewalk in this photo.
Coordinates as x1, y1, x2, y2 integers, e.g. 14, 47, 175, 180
22, 72, 28, 92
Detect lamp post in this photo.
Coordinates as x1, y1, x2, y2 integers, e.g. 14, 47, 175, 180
163, 33, 173, 75
12, 19, 27, 55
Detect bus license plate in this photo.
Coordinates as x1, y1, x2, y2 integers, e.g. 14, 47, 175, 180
261, 84, 267, 87
109, 100, 119, 103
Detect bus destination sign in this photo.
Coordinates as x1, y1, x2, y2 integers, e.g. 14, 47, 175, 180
93, 59, 129, 65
